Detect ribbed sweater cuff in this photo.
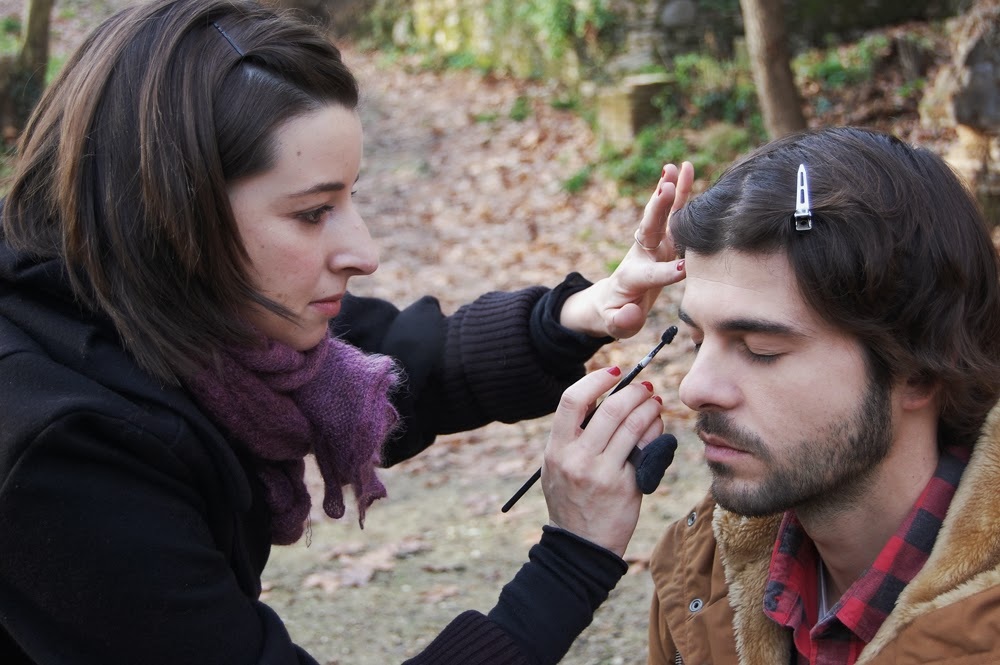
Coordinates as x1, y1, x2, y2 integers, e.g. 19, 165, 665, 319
486, 526, 628, 665
403, 610, 530, 665
530, 272, 613, 375
440, 286, 563, 431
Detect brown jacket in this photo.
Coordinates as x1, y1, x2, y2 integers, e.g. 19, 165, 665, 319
648, 404, 1000, 665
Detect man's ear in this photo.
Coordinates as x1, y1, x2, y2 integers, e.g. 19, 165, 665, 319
898, 374, 939, 411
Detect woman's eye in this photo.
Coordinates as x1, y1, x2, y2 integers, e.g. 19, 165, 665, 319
298, 205, 333, 225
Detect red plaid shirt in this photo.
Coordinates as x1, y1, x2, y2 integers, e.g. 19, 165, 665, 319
761, 446, 969, 665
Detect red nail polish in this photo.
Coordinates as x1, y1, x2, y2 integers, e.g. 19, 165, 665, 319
608, 366, 622, 376
676, 259, 685, 271
641, 381, 654, 391
653, 395, 663, 404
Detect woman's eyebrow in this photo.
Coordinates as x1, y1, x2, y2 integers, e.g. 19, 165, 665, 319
285, 174, 360, 200
285, 182, 346, 199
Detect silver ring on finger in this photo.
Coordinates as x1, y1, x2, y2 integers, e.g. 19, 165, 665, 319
634, 230, 661, 251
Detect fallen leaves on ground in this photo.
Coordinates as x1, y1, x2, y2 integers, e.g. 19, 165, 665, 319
304, 536, 432, 594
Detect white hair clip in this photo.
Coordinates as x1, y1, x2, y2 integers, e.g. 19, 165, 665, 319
793, 164, 813, 232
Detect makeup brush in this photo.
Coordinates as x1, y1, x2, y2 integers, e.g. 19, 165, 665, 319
501, 325, 679, 513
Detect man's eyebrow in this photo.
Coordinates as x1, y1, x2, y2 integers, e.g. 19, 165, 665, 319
678, 308, 698, 329
678, 307, 805, 337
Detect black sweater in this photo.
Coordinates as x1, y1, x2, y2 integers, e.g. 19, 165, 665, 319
0, 241, 626, 665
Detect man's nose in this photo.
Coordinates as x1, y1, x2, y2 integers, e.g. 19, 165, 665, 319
678, 342, 740, 413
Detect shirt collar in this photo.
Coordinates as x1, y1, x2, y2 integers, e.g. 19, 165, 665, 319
763, 446, 969, 648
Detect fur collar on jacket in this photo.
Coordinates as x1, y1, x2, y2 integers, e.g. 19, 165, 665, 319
712, 403, 1000, 665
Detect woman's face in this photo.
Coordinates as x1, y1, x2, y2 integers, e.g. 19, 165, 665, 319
228, 104, 377, 351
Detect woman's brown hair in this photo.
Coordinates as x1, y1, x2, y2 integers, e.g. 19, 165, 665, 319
670, 127, 1000, 448
2, 0, 359, 383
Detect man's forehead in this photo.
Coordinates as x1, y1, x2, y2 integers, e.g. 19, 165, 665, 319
680, 250, 817, 332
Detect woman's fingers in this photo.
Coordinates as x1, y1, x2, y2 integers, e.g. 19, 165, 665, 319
546, 366, 624, 454
602, 258, 686, 340
633, 161, 695, 261
634, 177, 674, 253
669, 161, 695, 221
576, 383, 662, 460
568, 162, 694, 341
638, 409, 666, 448
541, 370, 664, 556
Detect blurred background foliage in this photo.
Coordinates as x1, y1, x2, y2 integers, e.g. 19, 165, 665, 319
293, 0, 989, 208
0, 0, 997, 219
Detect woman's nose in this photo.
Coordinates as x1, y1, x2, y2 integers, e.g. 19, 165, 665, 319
330, 210, 378, 276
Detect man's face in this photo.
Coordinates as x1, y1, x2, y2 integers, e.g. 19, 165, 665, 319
678, 250, 895, 517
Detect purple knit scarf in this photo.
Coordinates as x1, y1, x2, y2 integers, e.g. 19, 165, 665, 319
185, 335, 400, 545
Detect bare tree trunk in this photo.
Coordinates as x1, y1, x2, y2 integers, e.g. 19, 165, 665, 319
19, 0, 53, 77
739, 0, 806, 138
0, 0, 54, 139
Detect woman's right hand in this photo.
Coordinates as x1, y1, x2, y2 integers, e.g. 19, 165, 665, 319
541, 367, 664, 557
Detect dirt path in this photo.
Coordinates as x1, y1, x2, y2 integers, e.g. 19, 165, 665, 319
259, 45, 710, 665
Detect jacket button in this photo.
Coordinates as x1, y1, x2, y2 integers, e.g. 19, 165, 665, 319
689, 598, 704, 612
686, 512, 696, 526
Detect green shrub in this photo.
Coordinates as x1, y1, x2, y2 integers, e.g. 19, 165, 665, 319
443, 51, 479, 71
602, 125, 688, 198
793, 33, 890, 89
563, 166, 592, 194
667, 52, 759, 126
598, 118, 763, 200
0, 19, 17, 55
896, 77, 925, 100
550, 95, 579, 111
1, 15, 20, 34
688, 123, 759, 183
509, 95, 532, 121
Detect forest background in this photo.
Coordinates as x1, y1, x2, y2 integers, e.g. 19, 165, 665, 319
1, 1, 999, 664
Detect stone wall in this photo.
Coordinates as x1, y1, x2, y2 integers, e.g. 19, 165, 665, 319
921, 0, 1000, 207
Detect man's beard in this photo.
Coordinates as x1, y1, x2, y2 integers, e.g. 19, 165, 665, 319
697, 374, 893, 518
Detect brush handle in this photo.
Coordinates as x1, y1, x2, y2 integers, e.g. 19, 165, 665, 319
501, 468, 540, 512
501, 361, 644, 513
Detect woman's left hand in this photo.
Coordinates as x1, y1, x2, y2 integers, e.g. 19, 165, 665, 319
559, 161, 694, 339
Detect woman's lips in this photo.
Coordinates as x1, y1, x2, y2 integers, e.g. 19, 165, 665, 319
309, 296, 343, 318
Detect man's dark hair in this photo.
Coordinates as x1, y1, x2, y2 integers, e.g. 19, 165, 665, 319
2, 0, 360, 383
670, 126, 1000, 448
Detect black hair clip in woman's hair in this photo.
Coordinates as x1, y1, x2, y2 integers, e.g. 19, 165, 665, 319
793, 163, 813, 232
213, 21, 245, 58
